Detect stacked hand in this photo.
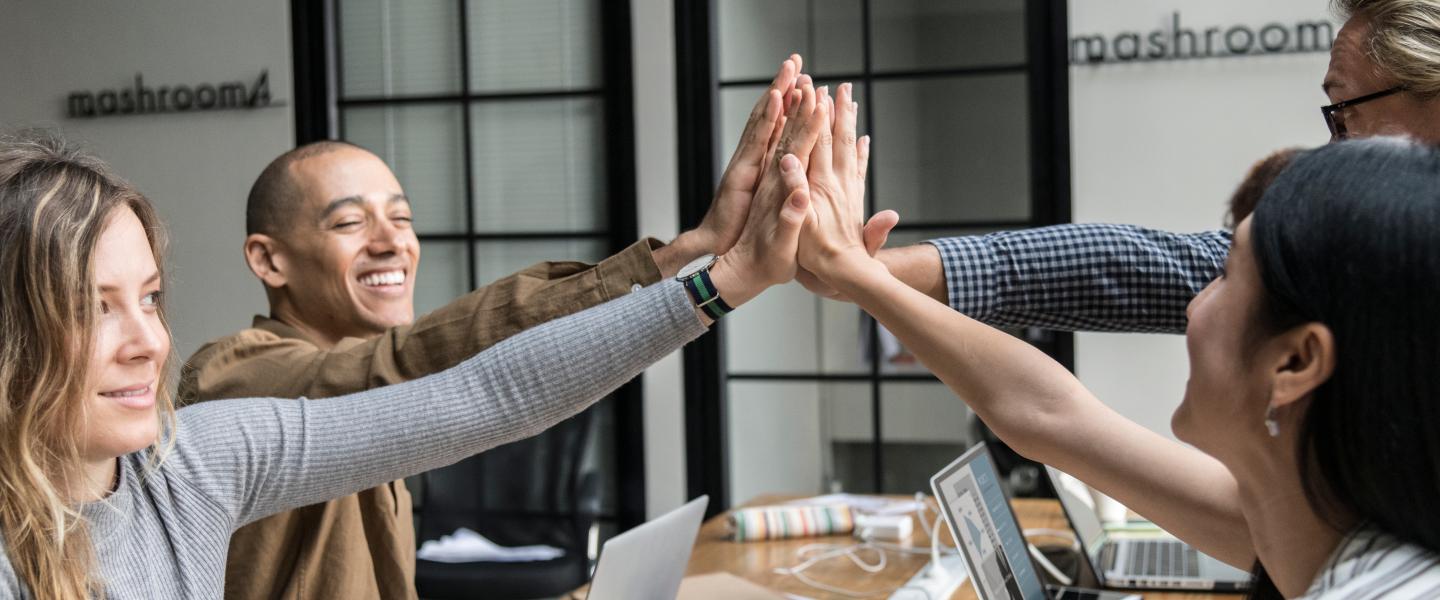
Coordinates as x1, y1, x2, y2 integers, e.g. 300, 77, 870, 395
702, 61, 897, 315
791, 82, 896, 285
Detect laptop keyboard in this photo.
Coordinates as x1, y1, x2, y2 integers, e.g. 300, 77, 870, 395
1125, 539, 1201, 578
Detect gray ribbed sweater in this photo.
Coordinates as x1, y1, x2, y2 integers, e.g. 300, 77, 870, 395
0, 280, 705, 599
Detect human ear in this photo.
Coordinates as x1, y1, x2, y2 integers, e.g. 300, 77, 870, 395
243, 234, 288, 289
1268, 322, 1336, 410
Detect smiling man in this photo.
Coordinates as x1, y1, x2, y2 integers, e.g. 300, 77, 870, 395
180, 140, 747, 600
175, 55, 807, 600
239, 145, 427, 347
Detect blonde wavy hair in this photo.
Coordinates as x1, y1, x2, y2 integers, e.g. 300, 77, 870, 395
0, 131, 176, 599
1337, 0, 1440, 96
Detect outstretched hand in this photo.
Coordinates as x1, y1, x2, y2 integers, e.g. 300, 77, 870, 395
796, 210, 897, 300
689, 55, 804, 256
704, 76, 829, 310
795, 83, 886, 282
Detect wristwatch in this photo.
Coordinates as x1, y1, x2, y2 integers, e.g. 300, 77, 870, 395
675, 254, 733, 320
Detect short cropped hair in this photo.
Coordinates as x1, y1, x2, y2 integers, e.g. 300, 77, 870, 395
245, 140, 367, 236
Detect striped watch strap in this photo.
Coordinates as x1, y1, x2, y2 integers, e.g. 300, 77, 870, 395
682, 269, 733, 320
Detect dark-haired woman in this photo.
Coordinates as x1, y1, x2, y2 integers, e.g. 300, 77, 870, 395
794, 136, 1440, 598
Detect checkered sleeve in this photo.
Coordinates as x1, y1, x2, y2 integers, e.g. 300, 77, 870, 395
925, 224, 1233, 333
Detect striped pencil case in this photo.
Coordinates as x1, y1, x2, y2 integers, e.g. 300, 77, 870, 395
728, 503, 855, 541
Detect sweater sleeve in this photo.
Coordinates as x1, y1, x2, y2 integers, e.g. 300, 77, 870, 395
926, 224, 1232, 334
161, 279, 705, 527
0, 538, 18, 599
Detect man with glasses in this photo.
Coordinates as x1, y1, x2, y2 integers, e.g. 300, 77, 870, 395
810, 0, 1440, 334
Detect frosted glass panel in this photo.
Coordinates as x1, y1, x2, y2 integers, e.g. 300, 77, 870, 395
872, 75, 1030, 223
473, 239, 607, 287
871, 0, 1025, 72
470, 99, 606, 233
880, 383, 970, 443
413, 242, 469, 316
879, 382, 973, 493
725, 282, 868, 374
341, 0, 462, 97
343, 105, 467, 235
467, 0, 602, 92
727, 382, 873, 503
716, 0, 863, 80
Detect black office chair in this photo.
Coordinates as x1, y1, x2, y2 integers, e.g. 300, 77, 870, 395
413, 406, 600, 600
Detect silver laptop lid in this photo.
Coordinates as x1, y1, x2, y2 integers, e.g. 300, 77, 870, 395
586, 495, 709, 600
1043, 466, 1252, 590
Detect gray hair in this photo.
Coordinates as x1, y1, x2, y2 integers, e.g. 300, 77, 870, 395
1335, 0, 1440, 96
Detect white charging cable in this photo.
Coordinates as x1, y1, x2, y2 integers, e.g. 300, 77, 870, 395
774, 493, 960, 598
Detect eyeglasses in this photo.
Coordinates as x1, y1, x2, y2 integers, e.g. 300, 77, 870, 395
1321, 86, 1403, 140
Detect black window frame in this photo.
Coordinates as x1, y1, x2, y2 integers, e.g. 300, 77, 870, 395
675, 0, 1073, 515
291, 0, 647, 531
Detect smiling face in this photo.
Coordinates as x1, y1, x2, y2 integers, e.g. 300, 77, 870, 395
1324, 16, 1440, 142
80, 207, 170, 462
267, 147, 420, 342
1173, 219, 1274, 462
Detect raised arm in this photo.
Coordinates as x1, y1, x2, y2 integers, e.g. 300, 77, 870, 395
924, 225, 1231, 333
811, 224, 1232, 334
828, 266, 1251, 566
167, 280, 705, 527
794, 83, 1254, 567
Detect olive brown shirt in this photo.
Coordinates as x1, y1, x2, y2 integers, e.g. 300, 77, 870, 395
178, 239, 665, 600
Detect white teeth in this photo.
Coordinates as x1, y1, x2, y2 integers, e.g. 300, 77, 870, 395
359, 271, 405, 286
102, 387, 149, 398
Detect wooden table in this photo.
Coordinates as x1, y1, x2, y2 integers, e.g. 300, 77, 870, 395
676, 495, 1244, 600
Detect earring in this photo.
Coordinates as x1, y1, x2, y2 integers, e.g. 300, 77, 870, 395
1264, 406, 1280, 438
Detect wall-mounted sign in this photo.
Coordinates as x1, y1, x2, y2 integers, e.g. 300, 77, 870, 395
1071, 12, 1335, 64
66, 71, 276, 118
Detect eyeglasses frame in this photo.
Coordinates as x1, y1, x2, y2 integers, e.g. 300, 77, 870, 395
1321, 86, 1404, 139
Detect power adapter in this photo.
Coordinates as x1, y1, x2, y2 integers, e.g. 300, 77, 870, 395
855, 514, 914, 542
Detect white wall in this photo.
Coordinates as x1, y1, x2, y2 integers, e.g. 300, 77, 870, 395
1068, 0, 1333, 438
0, 0, 293, 360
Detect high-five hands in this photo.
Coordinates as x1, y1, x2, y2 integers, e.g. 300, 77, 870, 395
703, 72, 828, 313
692, 60, 897, 322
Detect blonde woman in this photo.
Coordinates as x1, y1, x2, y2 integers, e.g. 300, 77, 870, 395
0, 78, 831, 600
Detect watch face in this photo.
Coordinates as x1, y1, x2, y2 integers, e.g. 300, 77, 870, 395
676, 253, 717, 279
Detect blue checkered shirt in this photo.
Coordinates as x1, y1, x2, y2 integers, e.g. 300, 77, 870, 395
926, 224, 1233, 334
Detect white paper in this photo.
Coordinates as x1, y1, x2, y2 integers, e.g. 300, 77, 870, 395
417, 527, 565, 563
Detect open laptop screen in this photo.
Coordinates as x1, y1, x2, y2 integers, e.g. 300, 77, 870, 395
931, 444, 1047, 600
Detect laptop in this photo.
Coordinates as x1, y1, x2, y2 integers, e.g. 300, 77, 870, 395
1044, 466, 1251, 592
930, 443, 1138, 600
585, 495, 709, 600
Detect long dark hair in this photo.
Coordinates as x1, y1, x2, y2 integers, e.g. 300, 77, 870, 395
1241, 137, 1440, 597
